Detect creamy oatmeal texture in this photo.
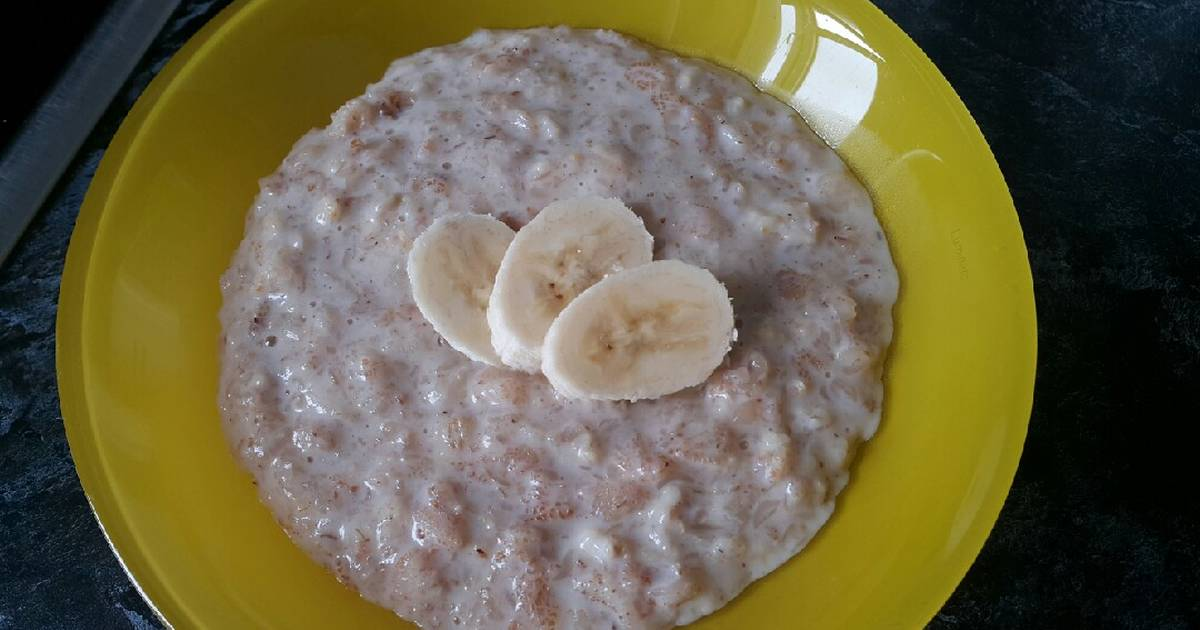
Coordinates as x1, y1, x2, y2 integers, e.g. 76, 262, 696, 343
219, 27, 899, 629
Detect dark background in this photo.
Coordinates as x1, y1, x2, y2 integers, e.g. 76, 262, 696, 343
1, 1, 1197, 628
0, 5, 112, 150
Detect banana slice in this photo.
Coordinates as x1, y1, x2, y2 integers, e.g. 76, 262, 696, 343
408, 214, 515, 366
542, 260, 735, 401
488, 197, 653, 372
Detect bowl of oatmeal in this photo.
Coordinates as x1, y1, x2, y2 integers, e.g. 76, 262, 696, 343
58, 1, 1036, 629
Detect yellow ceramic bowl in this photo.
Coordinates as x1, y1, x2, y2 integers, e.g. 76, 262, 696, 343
57, 0, 1035, 628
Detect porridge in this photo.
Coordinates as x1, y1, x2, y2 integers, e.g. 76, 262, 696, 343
219, 27, 899, 629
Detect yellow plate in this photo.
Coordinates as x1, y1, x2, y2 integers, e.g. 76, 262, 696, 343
57, 0, 1035, 627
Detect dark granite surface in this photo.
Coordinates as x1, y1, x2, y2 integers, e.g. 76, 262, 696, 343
1, 1, 1197, 628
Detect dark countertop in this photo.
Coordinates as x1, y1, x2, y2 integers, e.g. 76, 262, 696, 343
1, 1, 1197, 628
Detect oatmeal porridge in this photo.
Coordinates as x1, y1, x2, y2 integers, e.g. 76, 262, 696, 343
219, 27, 899, 629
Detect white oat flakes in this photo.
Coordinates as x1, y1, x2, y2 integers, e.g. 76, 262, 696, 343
219, 27, 899, 629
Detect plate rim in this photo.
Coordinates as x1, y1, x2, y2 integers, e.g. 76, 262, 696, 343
56, 0, 263, 626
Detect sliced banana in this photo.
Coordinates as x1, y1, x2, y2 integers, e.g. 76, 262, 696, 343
542, 260, 735, 401
488, 197, 653, 372
407, 214, 514, 366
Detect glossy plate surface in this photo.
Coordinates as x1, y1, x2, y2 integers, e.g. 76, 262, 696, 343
57, 0, 1036, 627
